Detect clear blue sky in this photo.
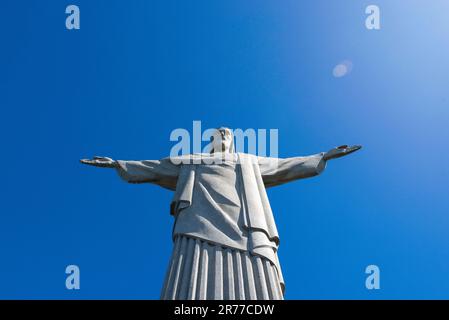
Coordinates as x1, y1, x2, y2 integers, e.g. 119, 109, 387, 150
1, 0, 448, 299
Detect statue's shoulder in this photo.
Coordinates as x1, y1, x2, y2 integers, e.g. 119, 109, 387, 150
166, 153, 213, 165
236, 152, 256, 158
235, 153, 261, 166
168, 153, 262, 165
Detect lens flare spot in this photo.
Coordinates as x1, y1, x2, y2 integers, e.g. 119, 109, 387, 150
333, 60, 353, 78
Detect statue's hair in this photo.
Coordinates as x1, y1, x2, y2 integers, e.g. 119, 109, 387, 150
210, 127, 235, 154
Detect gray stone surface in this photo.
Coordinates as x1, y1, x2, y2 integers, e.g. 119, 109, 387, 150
80, 128, 361, 300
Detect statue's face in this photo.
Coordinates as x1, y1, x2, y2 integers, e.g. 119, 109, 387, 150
211, 128, 233, 153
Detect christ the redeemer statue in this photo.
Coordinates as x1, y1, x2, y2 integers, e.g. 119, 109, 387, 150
81, 127, 361, 300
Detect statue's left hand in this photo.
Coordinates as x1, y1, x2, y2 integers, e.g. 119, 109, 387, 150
323, 145, 362, 161
80, 156, 117, 168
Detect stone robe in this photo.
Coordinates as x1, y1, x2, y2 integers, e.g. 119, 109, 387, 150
115, 152, 326, 299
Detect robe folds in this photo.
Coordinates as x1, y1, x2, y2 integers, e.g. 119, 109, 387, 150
116, 152, 326, 299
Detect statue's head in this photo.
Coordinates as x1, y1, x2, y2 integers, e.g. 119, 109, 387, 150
210, 127, 234, 154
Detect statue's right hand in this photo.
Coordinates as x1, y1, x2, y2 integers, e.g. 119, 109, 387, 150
80, 156, 117, 168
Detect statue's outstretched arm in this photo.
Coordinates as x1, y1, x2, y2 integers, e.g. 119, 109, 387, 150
80, 156, 180, 191
259, 145, 361, 188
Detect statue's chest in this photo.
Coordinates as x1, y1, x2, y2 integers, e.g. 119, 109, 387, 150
194, 162, 241, 207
